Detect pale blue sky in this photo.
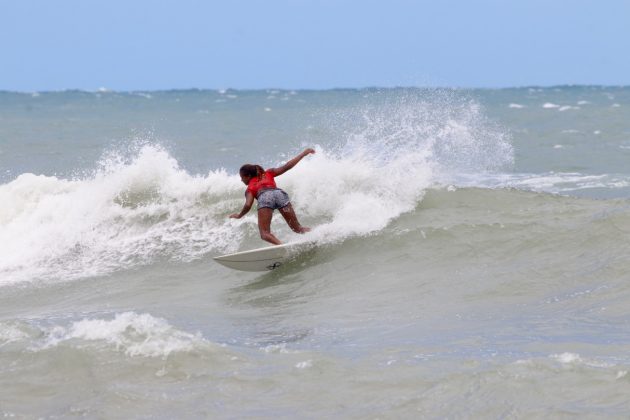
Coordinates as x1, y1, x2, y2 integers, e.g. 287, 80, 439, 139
2, 0, 629, 91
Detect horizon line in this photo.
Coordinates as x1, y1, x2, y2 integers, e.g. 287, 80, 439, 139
1, 84, 629, 95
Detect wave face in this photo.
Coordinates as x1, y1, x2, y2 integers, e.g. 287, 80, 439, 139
0, 146, 241, 284
1, 87, 630, 417
0, 90, 513, 285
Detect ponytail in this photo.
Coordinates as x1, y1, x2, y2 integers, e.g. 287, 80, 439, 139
239, 164, 265, 178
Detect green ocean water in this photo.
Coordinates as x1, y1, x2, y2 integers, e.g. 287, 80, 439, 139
1, 87, 630, 418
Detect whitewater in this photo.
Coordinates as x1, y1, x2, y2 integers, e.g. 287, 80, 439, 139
1, 87, 630, 417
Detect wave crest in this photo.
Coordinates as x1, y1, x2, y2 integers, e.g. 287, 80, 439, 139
0, 90, 513, 284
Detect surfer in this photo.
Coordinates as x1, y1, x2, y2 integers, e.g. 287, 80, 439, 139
229, 148, 315, 245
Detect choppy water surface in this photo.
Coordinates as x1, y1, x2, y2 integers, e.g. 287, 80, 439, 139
1, 87, 630, 417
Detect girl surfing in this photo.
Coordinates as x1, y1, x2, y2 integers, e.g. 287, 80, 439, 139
229, 148, 315, 245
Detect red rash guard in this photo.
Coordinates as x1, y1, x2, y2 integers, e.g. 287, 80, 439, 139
246, 170, 277, 197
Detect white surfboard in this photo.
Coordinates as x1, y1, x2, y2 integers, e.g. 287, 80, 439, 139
213, 242, 314, 272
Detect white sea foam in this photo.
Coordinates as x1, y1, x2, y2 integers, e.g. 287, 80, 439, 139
550, 352, 612, 368
263, 343, 294, 354
508, 103, 524, 109
134, 92, 153, 99
448, 171, 630, 194
0, 91, 512, 284
0, 323, 28, 345
551, 352, 582, 363
295, 360, 313, 369
543, 103, 560, 109
0, 145, 243, 285
42, 312, 207, 358
282, 92, 512, 242
558, 105, 579, 112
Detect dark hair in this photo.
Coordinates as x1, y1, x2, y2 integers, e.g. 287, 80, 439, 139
239, 164, 264, 178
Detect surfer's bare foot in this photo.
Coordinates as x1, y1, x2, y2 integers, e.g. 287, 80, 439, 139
298, 226, 311, 234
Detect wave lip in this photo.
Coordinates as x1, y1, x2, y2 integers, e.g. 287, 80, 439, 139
291, 90, 512, 243
37, 312, 210, 358
0, 90, 514, 284
0, 145, 243, 286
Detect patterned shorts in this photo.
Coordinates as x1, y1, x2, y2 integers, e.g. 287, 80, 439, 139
257, 188, 290, 210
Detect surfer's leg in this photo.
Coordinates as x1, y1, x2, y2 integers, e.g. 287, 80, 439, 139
257, 208, 282, 245
279, 204, 311, 234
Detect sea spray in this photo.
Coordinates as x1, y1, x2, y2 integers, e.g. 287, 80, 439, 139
284, 89, 513, 241
0, 90, 512, 284
2, 88, 630, 418
0, 145, 244, 285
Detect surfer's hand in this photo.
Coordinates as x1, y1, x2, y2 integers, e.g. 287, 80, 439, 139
229, 213, 240, 219
303, 148, 315, 155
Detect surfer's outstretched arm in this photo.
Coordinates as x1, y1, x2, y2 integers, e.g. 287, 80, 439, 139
270, 148, 315, 176
229, 191, 255, 219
